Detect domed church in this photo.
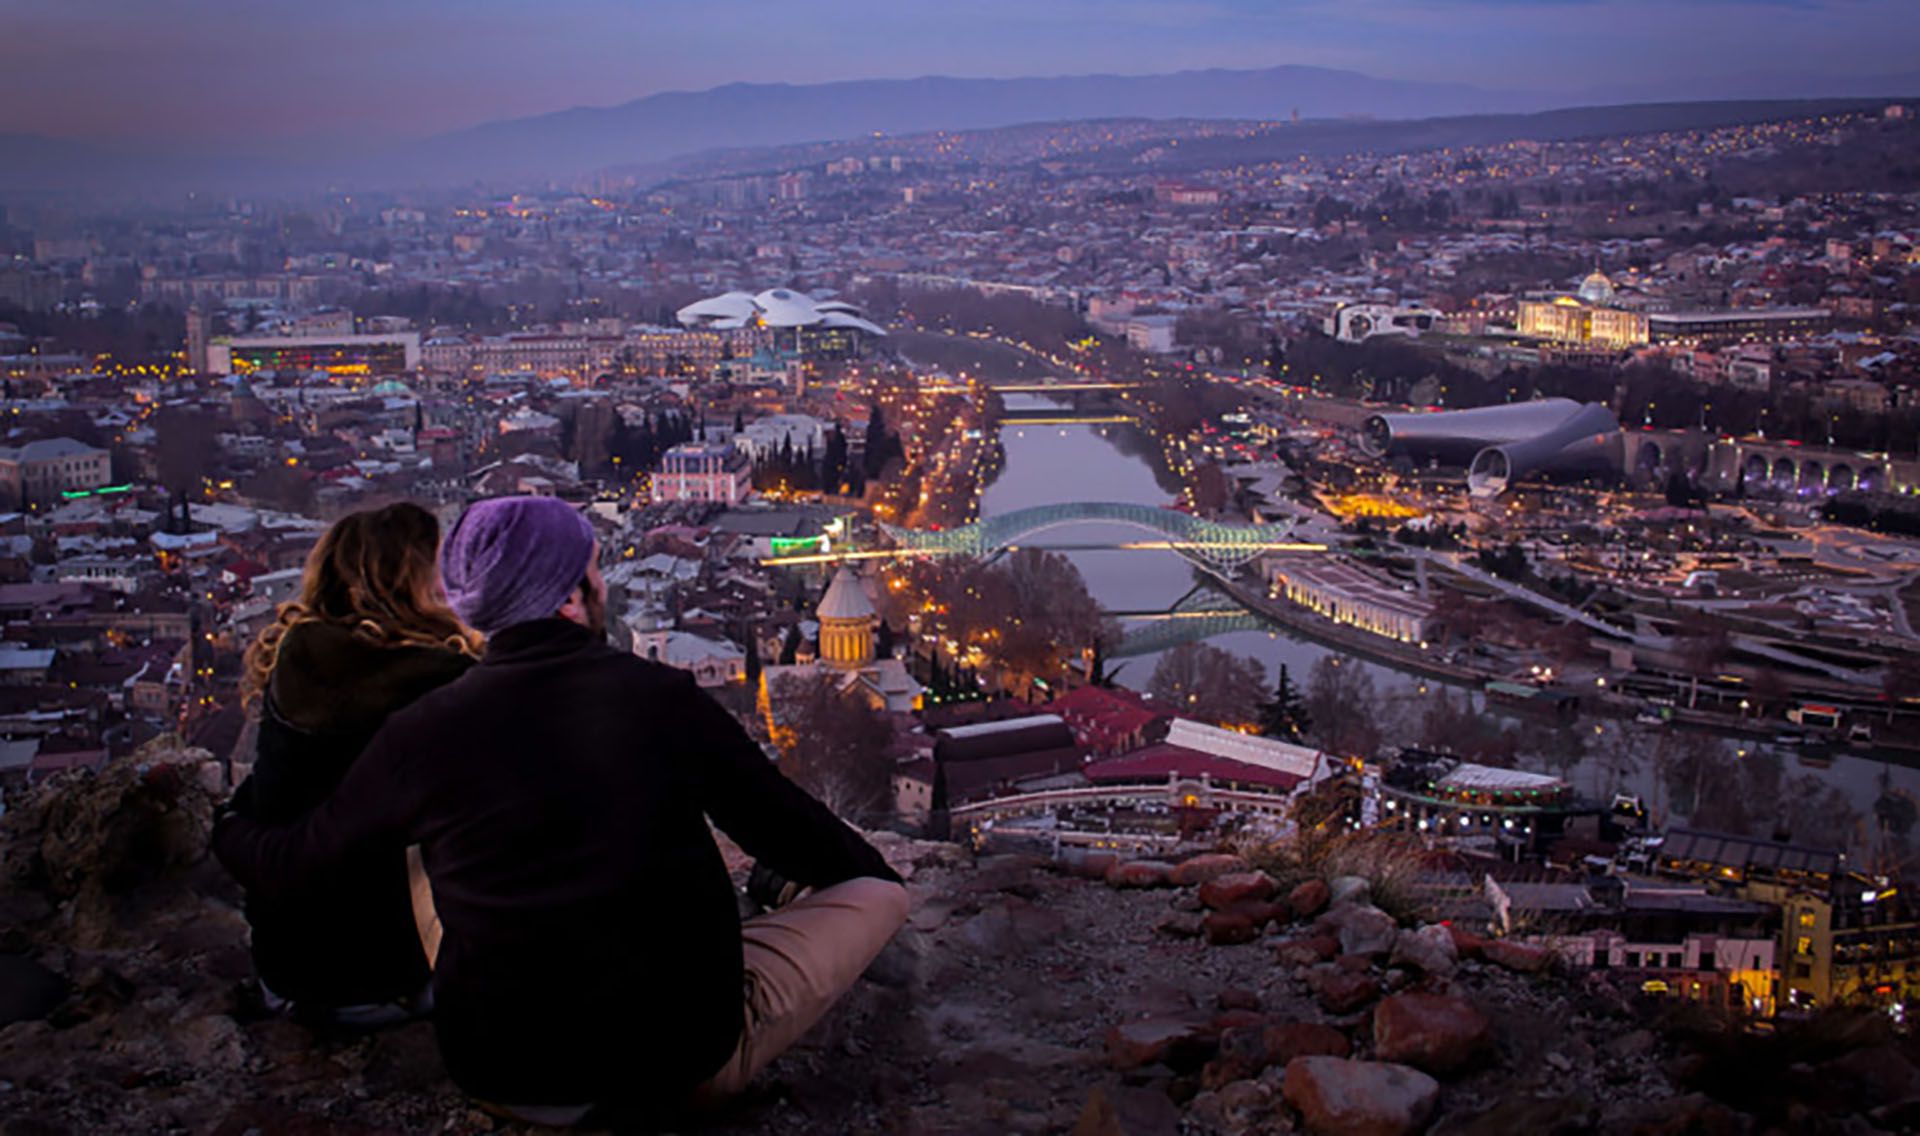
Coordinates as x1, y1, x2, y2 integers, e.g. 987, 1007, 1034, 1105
757, 567, 923, 720
816, 567, 877, 667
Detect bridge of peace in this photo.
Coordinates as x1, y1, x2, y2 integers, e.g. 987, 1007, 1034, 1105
755, 501, 1321, 658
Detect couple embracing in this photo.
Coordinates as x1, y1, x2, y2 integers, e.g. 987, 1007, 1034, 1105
216, 495, 907, 1127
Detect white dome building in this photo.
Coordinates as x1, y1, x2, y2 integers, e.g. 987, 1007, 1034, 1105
676, 288, 886, 360
1576, 270, 1617, 307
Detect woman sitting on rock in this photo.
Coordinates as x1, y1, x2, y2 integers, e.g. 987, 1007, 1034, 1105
229, 501, 480, 1026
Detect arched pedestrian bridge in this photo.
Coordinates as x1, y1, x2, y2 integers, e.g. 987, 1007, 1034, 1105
881, 501, 1316, 573
1109, 585, 1274, 659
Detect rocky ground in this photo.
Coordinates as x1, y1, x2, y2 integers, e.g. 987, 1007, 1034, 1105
5, 751, 1920, 1134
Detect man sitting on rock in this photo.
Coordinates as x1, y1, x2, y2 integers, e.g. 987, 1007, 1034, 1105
214, 496, 909, 1126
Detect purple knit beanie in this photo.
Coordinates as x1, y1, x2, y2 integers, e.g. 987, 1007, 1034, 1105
440, 496, 595, 633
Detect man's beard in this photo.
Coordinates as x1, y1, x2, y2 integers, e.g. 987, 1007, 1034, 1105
582, 584, 607, 637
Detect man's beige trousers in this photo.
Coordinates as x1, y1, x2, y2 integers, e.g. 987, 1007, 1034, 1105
407, 854, 909, 1114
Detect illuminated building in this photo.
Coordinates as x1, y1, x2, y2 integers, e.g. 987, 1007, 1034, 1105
1360, 398, 1623, 498
816, 567, 876, 667
650, 442, 751, 506
620, 326, 766, 378
1268, 556, 1432, 643
734, 414, 828, 463
1377, 751, 1597, 862
1517, 274, 1651, 349
207, 332, 420, 377
628, 623, 747, 687
677, 288, 885, 361
184, 306, 211, 375
1647, 308, 1833, 345
1656, 828, 1920, 1011
1326, 303, 1440, 343
0, 437, 111, 510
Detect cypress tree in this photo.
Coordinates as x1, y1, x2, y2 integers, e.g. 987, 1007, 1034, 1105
1257, 664, 1312, 741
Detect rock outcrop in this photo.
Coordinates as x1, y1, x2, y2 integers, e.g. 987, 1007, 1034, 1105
5, 754, 1920, 1134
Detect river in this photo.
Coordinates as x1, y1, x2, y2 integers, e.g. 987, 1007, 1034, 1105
978, 400, 1917, 858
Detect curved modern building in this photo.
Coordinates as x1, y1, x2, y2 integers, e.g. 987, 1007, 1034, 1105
1360, 398, 1622, 497
676, 288, 886, 338
677, 288, 885, 363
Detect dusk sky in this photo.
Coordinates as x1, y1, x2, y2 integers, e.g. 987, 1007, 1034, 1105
4, 0, 1917, 145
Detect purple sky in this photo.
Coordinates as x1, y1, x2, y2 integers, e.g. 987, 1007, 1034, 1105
4, 0, 1916, 144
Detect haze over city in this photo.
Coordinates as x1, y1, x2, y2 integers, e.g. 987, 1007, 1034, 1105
4, 0, 1919, 146
3, 1, 1920, 1133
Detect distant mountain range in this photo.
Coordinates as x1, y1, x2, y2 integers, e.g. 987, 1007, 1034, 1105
1, 63, 1916, 196
401, 65, 1529, 186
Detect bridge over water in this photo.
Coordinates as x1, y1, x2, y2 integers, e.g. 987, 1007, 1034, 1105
880, 501, 1320, 573
1108, 584, 1274, 659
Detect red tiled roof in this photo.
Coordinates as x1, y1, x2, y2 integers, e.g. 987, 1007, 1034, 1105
1048, 686, 1168, 744
1085, 744, 1305, 792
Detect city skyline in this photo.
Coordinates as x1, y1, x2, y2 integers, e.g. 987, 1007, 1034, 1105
3, 0, 1919, 146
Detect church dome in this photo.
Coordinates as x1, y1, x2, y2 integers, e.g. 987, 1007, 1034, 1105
817, 567, 875, 621
1576, 270, 1616, 306
816, 567, 876, 668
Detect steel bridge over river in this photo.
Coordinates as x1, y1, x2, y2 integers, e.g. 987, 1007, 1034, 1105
880, 501, 1318, 573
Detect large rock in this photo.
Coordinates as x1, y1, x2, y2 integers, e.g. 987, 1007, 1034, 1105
1067, 850, 1123, 881
1371, 992, 1492, 1075
1262, 1022, 1352, 1065
1216, 988, 1262, 1012
1106, 860, 1176, 889
1482, 939, 1552, 974
958, 898, 1067, 958
1, 749, 219, 951
1388, 924, 1459, 978
1327, 876, 1372, 907
1170, 853, 1252, 887
1187, 1079, 1276, 1136
1282, 1057, 1440, 1136
1105, 1017, 1217, 1071
1198, 871, 1277, 910
1319, 903, 1399, 958
1289, 878, 1332, 918
1202, 909, 1260, 947
1310, 968, 1380, 1015
1200, 1024, 1271, 1090
1446, 925, 1487, 960
1071, 1082, 1182, 1136
1274, 935, 1341, 968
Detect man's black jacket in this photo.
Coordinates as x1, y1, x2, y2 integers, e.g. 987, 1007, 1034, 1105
213, 618, 899, 1107
234, 620, 472, 1008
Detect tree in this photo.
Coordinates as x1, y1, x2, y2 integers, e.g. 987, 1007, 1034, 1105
1147, 642, 1268, 728
863, 404, 892, 479
1305, 655, 1383, 757
1258, 664, 1312, 741
1883, 654, 1920, 726
767, 671, 895, 823
1673, 608, 1731, 709
778, 624, 802, 666
1190, 462, 1230, 516
154, 405, 217, 533
1664, 469, 1698, 509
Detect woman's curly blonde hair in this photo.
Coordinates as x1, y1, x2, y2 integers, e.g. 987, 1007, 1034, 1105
241, 502, 483, 706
